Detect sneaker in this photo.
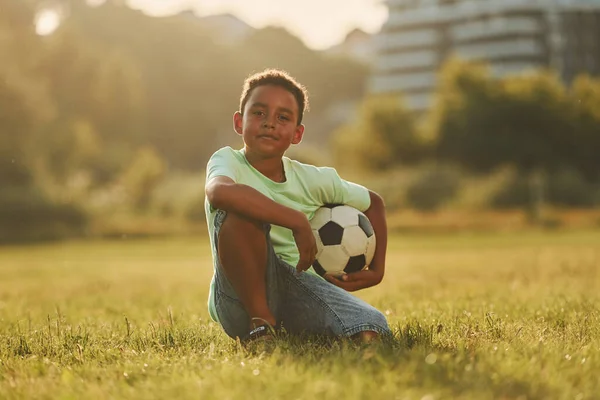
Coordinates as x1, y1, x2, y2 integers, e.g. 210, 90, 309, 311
241, 321, 282, 350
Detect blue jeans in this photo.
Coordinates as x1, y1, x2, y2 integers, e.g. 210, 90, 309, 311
211, 210, 391, 339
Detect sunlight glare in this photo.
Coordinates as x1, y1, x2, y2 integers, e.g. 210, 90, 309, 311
35, 9, 61, 36
126, 0, 387, 50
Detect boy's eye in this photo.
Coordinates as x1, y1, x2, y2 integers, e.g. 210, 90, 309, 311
278, 115, 290, 121
253, 111, 265, 116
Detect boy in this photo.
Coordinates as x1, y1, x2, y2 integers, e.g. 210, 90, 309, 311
204, 69, 390, 343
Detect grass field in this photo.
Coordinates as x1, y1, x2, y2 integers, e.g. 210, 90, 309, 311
1, 230, 599, 399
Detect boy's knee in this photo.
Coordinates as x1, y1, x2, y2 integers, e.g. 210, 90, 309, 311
218, 212, 267, 241
219, 212, 264, 233
358, 307, 390, 336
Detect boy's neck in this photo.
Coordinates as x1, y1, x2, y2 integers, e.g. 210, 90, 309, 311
244, 151, 286, 183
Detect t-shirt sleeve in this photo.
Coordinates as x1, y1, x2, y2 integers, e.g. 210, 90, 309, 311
205, 148, 239, 213
326, 168, 371, 212
205, 147, 238, 185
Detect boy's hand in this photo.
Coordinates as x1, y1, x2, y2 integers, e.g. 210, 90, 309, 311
292, 214, 317, 273
323, 269, 383, 292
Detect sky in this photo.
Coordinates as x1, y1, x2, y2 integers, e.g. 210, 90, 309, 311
124, 0, 389, 50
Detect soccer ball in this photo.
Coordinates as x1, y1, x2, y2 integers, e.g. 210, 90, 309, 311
309, 204, 376, 277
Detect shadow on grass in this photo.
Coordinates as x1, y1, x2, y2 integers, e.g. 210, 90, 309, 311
2, 318, 553, 399
240, 321, 553, 399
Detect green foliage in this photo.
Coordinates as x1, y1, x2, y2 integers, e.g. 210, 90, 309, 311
331, 95, 424, 170
184, 197, 207, 223
430, 59, 600, 218
432, 59, 571, 174
38, 29, 146, 184
432, 58, 600, 180
0, 186, 87, 243
547, 168, 600, 208
0, 1, 372, 241
0, 7, 52, 187
60, 4, 369, 170
405, 167, 461, 212
149, 171, 206, 222
3, 1, 600, 243
4, 4, 369, 168
500, 72, 572, 172
567, 75, 600, 182
0, 4, 89, 243
0, 156, 33, 187
490, 175, 531, 210
120, 147, 167, 211
491, 168, 600, 209
428, 59, 496, 171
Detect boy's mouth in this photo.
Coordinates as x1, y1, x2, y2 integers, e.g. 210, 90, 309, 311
257, 134, 278, 141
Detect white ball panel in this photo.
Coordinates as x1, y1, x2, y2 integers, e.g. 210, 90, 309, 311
313, 229, 325, 260
341, 225, 368, 256
331, 205, 360, 228
317, 245, 350, 275
309, 207, 332, 230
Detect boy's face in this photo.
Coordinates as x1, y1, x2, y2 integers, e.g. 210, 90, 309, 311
233, 84, 304, 158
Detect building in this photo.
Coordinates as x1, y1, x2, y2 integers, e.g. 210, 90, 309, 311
370, 0, 600, 112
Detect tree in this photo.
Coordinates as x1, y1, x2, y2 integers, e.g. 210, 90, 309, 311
430, 59, 595, 220
0, 2, 87, 242
42, 2, 370, 171
567, 75, 600, 182
0, 0, 51, 188
120, 146, 166, 210
331, 95, 424, 170
36, 24, 146, 185
0, 70, 39, 188
0, 0, 377, 240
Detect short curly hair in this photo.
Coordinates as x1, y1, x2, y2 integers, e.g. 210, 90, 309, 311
239, 69, 309, 125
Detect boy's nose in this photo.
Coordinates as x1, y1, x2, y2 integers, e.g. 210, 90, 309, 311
262, 118, 275, 129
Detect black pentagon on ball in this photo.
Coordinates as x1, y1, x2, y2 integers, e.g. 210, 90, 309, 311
312, 259, 327, 276
345, 254, 366, 274
318, 221, 344, 246
358, 214, 374, 238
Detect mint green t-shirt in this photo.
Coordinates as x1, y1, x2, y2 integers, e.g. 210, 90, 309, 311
204, 146, 371, 322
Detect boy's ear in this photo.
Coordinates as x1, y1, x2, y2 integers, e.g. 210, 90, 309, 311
292, 124, 305, 145
233, 111, 243, 135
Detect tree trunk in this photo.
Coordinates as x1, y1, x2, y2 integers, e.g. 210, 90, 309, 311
528, 168, 546, 225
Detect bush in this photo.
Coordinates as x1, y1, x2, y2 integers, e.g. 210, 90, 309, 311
547, 168, 599, 208
0, 186, 87, 243
184, 197, 206, 223
405, 167, 460, 212
120, 147, 167, 211
490, 175, 531, 209
330, 95, 423, 171
491, 169, 600, 209
149, 171, 206, 221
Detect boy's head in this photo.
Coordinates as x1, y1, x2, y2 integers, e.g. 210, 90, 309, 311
239, 69, 309, 126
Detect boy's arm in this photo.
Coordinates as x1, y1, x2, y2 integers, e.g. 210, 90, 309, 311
324, 190, 387, 291
206, 176, 317, 272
